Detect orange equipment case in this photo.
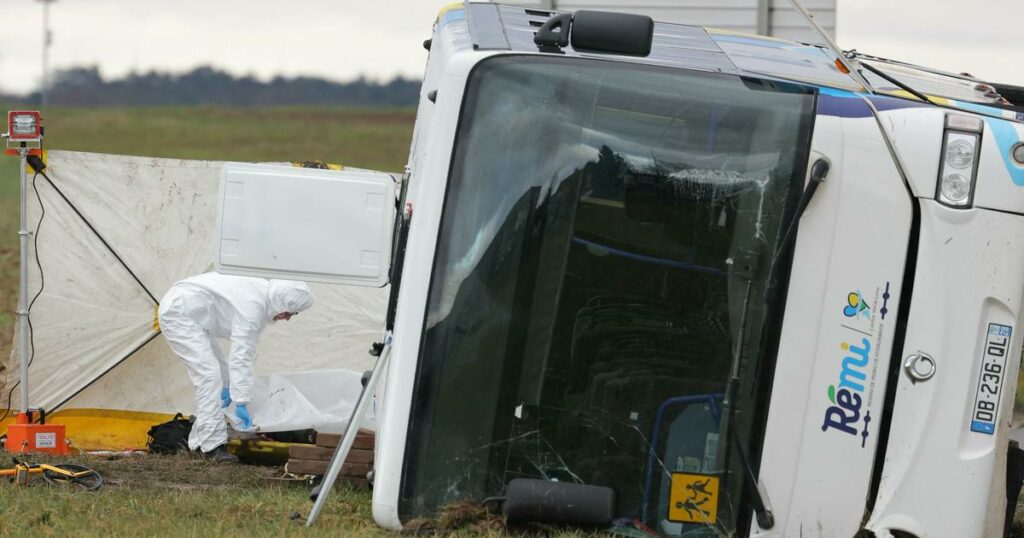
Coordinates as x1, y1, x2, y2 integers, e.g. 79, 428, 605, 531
4, 410, 68, 455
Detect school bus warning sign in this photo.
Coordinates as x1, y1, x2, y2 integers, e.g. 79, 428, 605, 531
668, 473, 720, 524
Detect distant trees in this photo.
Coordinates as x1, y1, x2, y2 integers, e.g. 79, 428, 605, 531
7, 66, 421, 106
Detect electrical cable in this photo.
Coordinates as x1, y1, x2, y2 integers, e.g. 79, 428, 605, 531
32, 165, 158, 304
1, 171, 47, 424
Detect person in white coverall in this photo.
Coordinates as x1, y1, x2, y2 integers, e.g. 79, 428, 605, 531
158, 272, 313, 462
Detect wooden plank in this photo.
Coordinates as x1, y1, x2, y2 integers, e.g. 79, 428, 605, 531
286, 459, 373, 478
288, 445, 373, 463
316, 429, 374, 450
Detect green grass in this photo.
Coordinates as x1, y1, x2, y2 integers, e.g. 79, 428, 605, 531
0, 453, 602, 537
36, 106, 415, 171
0, 453, 379, 538
0, 159, 17, 197
0, 162, 19, 367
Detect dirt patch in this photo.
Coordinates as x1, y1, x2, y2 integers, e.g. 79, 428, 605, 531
404, 501, 506, 534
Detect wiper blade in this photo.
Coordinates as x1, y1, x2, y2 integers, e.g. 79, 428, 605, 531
721, 272, 775, 529
720, 158, 831, 530
858, 61, 937, 106
771, 157, 830, 271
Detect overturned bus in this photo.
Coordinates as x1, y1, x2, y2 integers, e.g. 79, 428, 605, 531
214, 3, 1024, 536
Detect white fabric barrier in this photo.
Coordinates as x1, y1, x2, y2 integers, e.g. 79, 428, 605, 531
2, 151, 387, 421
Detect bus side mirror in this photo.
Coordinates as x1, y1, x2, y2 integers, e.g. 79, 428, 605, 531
571, 10, 653, 57
534, 10, 654, 57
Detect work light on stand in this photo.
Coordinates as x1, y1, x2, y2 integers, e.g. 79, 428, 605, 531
1, 110, 68, 455
7, 111, 43, 142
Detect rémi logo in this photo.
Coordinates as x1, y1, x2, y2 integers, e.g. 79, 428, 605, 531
821, 337, 872, 448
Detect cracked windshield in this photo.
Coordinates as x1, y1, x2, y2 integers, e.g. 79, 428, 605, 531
402, 56, 815, 535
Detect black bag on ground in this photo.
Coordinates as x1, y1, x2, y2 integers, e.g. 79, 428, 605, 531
146, 413, 194, 454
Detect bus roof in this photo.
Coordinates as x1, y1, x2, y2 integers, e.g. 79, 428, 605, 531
450, 3, 1023, 122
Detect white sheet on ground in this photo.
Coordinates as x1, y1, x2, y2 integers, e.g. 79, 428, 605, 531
223, 368, 376, 434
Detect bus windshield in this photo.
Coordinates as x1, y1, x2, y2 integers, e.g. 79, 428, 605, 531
400, 55, 816, 535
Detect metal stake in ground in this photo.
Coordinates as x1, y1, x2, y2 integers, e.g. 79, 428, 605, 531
306, 333, 392, 527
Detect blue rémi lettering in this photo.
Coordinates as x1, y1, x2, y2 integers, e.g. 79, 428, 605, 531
822, 338, 871, 436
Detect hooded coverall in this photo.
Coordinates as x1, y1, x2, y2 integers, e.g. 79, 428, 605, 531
157, 272, 314, 453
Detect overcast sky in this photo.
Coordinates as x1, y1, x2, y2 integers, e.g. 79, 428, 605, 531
0, 0, 1020, 95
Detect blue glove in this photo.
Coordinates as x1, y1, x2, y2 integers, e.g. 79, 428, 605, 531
235, 404, 252, 430
220, 387, 232, 408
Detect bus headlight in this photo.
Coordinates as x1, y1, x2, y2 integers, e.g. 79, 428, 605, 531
937, 114, 983, 208
940, 172, 971, 203
944, 136, 976, 169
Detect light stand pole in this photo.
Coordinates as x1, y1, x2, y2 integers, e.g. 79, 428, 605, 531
2, 112, 41, 417
16, 143, 29, 414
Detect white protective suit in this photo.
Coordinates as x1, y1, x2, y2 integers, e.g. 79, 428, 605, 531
157, 272, 314, 452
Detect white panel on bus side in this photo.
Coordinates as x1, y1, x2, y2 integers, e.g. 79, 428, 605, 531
216, 162, 396, 287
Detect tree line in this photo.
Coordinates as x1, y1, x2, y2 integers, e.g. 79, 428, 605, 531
3, 66, 421, 106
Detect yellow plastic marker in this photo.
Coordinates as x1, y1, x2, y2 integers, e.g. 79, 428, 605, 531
25, 149, 47, 174
290, 161, 344, 170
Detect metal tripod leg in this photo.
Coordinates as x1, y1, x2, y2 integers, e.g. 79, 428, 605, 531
306, 335, 391, 527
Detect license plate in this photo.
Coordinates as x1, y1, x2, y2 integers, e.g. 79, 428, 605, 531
970, 323, 1013, 435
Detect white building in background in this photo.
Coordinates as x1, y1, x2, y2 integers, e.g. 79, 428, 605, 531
487, 0, 837, 42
